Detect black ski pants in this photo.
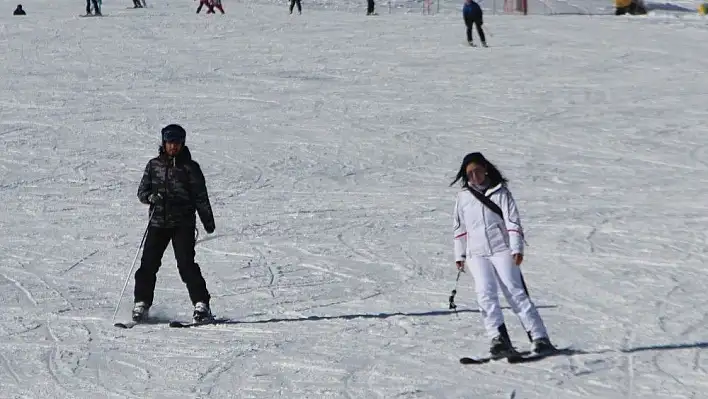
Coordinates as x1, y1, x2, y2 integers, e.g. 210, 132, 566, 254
134, 225, 210, 307
86, 0, 100, 14
289, 0, 302, 14
464, 14, 486, 43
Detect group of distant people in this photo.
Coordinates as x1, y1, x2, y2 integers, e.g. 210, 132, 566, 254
7, 0, 644, 31
5, 0, 378, 17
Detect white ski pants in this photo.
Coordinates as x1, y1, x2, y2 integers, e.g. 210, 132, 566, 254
466, 250, 548, 340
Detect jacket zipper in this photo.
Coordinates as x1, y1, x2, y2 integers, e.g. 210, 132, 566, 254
163, 161, 170, 223
481, 201, 492, 256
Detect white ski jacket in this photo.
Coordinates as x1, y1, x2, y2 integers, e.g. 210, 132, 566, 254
453, 183, 525, 260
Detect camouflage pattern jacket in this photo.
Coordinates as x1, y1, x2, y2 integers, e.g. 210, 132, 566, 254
137, 146, 215, 231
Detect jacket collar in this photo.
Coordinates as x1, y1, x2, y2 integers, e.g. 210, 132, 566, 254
484, 183, 503, 196
159, 145, 192, 164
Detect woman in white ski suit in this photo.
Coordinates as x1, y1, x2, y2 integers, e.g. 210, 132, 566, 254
451, 152, 554, 356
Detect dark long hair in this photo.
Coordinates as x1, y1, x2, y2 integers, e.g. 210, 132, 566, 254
450, 152, 508, 188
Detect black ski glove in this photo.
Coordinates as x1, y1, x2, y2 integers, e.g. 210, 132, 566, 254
148, 193, 162, 204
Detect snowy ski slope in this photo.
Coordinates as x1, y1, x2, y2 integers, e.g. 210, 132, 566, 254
2, 0, 708, 398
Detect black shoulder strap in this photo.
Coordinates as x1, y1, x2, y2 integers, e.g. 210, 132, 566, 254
466, 186, 503, 219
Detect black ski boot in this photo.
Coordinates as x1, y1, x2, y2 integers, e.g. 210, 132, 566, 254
193, 302, 214, 323
490, 324, 517, 359
532, 337, 556, 355
132, 301, 150, 322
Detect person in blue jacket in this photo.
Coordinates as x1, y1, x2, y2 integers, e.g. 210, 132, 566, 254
462, 0, 486, 47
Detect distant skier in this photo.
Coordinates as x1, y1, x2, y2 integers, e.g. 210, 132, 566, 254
462, 0, 486, 47
133, 124, 216, 324
196, 0, 208, 13
132, 0, 145, 8
13, 4, 26, 15
367, 0, 376, 15
289, 0, 301, 14
196, 0, 224, 14
85, 0, 101, 15
451, 152, 555, 358
211, 0, 225, 13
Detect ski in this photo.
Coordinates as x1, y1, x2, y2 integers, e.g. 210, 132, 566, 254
169, 318, 229, 328
113, 317, 164, 329
459, 356, 491, 364
460, 346, 573, 365
113, 319, 154, 329
114, 318, 229, 329
507, 346, 574, 363
460, 350, 530, 364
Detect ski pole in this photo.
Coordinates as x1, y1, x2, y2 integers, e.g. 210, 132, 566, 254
520, 271, 529, 296
519, 269, 533, 342
111, 208, 154, 324
449, 270, 462, 315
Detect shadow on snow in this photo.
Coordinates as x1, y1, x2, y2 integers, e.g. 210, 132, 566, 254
212, 308, 708, 360
219, 305, 558, 324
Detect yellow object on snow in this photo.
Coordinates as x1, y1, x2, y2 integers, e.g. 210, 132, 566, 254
699, 3, 708, 15
615, 0, 632, 7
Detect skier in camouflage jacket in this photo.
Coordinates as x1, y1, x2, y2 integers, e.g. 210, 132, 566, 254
132, 124, 217, 323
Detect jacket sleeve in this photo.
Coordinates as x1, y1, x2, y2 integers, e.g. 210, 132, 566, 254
453, 195, 468, 262
137, 161, 152, 204
189, 162, 215, 231
500, 188, 524, 255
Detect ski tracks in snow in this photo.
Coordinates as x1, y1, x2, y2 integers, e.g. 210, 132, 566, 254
0, 351, 21, 386
0, 272, 38, 307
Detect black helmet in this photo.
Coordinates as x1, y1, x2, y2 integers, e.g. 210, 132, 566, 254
161, 124, 186, 144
